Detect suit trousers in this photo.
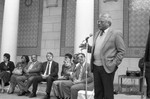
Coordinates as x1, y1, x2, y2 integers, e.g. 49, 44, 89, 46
32, 76, 55, 95
52, 80, 67, 98
16, 75, 35, 92
93, 65, 115, 99
61, 80, 93, 99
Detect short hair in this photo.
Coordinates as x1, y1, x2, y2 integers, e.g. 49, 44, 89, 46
99, 13, 112, 26
4, 53, 10, 61
21, 55, 30, 63
65, 53, 72, 60
77, 53, 85, 58
47, 52, 53, 57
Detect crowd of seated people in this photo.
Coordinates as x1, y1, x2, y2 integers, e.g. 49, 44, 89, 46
0, 52, 94, 99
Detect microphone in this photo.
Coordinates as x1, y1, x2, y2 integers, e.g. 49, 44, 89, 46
82, 34, 93, 43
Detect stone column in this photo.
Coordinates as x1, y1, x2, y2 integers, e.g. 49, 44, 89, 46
74, 0, 94, 62
1, 0, 20, 62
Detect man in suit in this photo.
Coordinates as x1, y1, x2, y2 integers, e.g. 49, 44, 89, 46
60, 53, 93, 99
29, 52, 59, 99
80, 13, 126, 99
16, 54, 41, 96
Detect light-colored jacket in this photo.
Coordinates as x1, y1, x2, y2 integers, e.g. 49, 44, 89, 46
24, 61, 41, 75
72, 62, 94, 89
89, 28, 126, 73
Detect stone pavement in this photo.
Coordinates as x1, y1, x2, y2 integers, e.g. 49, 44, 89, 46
0, 83, 149, 99
0, 93, 148, 99
0, 90, 57, 99
0, 83, 56, 99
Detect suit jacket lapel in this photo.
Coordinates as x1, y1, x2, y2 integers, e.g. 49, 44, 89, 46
93, 30, 101, 46
27, 62, 32, 69
81, 63, 86, 78
44, 62, 47, 70
101, 28, 113, 50
78, 63, 87, 79
92, 30, 101, 55
50, 61, 54, 73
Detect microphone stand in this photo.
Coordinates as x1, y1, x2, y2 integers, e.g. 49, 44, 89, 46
85, 37, 89, 99
141, 62, 146, 99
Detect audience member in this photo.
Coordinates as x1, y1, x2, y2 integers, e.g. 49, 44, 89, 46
7, 55, 30, 94
52, 53, 75, 99
0, 53, 15, 93
16, 54, 41, 96
72, 54, 79, 65
29, 52, 59, 99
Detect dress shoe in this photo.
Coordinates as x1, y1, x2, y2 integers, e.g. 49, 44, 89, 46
25, 90, 31, 96
29, 93, 37, 98
147, 94, 150, 98
0, 89, 5, 93
18, 91, 26, 96
7, 91, 14, 94
42, 95, 50, 99
113, 90, 118, 94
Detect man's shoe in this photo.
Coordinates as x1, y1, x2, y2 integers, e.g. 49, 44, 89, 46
42, 95, 50, 99
18, 91, 26, 96
25, 90, 31, 96
147, 94, 150, 98
29, 93, 37, 98
7, 91, 14, 94
113, 90, 118, 94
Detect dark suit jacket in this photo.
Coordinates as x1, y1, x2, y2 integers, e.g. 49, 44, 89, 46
41, 61, 59, 79
0, 61, 15, 74
89, 28, 126, 73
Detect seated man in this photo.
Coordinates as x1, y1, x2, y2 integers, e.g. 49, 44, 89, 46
60, 53, 94, 99
29, 52, 59, 99
52, 53, 75, 99
16, 54, 41, 96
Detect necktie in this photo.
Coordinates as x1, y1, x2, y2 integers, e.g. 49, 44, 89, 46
100, 30, 104, 36
46, 62, 50, 75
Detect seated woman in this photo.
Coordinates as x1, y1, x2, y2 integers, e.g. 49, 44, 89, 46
52, 53, 75, 99
7, 55, 30, 94
0, 53, 15, 93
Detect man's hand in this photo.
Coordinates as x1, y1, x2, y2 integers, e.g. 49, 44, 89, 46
73, 79, 81, 84
79, 43, 86, 50
41, 74, 49, 79
26, 69, 30, 73
6, 71, 10, 73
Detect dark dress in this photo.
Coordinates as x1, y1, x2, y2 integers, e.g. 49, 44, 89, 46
0, 61, 15, 85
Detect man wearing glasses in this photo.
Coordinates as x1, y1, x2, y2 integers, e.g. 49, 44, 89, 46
60, 53, 93, 99
80, 13, 126, 99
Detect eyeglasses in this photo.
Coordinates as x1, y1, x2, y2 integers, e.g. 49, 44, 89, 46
97, 20, 106, 24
